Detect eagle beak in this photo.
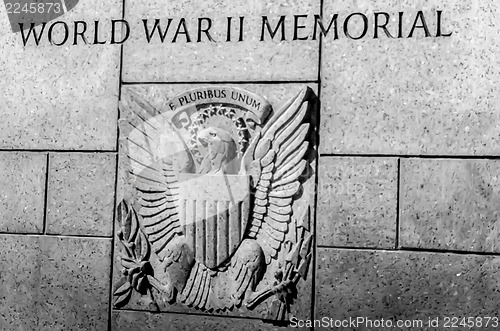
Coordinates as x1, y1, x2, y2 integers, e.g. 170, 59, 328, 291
198, 136, 208, 147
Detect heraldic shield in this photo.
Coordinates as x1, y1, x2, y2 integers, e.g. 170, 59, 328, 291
178, 173, 250, 269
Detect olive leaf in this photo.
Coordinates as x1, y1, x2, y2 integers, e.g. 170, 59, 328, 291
113, 200, 155, 308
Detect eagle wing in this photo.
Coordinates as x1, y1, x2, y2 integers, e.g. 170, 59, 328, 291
242, 87, 312, 264
132, 159, 183, 261
121, 88, 192, 261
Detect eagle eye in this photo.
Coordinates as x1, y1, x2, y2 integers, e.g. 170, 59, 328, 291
210, 132, 217, 137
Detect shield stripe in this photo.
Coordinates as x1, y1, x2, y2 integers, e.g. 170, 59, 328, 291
240, 199, 249, 239
205, 200, 217, 268
195, 199, 206, 263
185, 199, 196, 257
178, 173, 250, 268
217, 200, 229, 265
229, 202, 241, 254
179, 199, 186, 235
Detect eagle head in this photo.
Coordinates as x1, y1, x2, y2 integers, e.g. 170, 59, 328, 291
197, 127, 237, 174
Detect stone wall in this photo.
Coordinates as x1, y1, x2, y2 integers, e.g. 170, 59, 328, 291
1, 0, 499, 330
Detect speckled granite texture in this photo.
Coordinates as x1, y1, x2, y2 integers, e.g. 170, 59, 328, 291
320, 0, 500, 155
0, 0, 121, 149
318, 157, 398, 249
0, 152, 47, 233
46, 153, 116, 236
0, 235, 111, 330
317, 249, 500, 328
112, 311, 306, 331
400, 159, 500, 252
122, 0, 320, 82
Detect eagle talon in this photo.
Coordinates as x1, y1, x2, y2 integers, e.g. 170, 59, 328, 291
146, 275, 176, 303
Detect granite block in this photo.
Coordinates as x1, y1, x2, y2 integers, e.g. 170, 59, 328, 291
0, 152, 46, 233
112, 311, 302, 331
0, 235, 111, 331
320, 0, 500, 155
396, 0, 500, 155
123, 0, 320, 82
317, 157, 397, 248
0, 0, 120, 149
320, 0, 403, 155
113, 83, 316, 321
317, 248, 500, 330
47, 153, 116, 236
400, 158, 500, 252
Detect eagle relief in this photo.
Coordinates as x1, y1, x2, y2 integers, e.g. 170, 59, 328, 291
113, 86, 317, 322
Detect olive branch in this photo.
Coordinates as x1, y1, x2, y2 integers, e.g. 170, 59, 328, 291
246, 207, 313, 321
113, 200, 162, 311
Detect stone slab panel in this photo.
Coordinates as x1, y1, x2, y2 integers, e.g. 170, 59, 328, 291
400, 158, 500, 252
317, 157, 397, 248
113, 83, 317, 320
0, 235, 111, 331
320, 0, 500, 155
112, 311, 306, 331
47, 153, 116, 236
317, 248, 500, 330
122, 0, 320, 82
0, 152, 46, 233
0, 0, 120, 149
